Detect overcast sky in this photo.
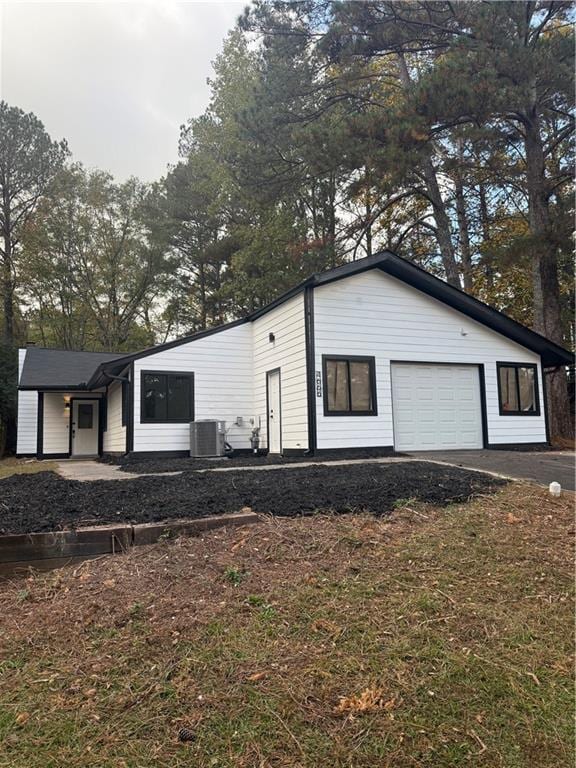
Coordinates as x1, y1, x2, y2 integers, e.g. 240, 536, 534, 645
0, 1, 245, 181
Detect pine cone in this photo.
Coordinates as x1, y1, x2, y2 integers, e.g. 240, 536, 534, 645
177, 727, 196, 743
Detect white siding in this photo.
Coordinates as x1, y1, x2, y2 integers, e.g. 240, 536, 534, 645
132, 323, 254, 452
313, 270, 546, 449
40, 393, 103, 455
42, 394, 70, 454
252, 294, 308, 452
16, 349, 38, 455
103, 379, 126, 453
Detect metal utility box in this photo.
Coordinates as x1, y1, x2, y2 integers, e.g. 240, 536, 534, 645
190, 420, 226, 457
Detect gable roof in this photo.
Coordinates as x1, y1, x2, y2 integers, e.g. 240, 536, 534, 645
21, 251, 573, 390
19, 348, 124, 390
87, 251, 572, 388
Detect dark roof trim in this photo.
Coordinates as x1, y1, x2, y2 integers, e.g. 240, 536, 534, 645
87, 250, 572, 386
19, 384, 89, 391
86, 319, 249, 388
375, 253, 573, 367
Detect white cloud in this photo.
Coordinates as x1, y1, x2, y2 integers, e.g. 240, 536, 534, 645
0, 0, 245, 181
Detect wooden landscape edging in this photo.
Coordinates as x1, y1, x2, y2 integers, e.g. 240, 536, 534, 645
0, 511, 260, 575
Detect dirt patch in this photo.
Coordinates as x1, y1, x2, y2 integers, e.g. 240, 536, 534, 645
0, 460, 504, 535
102, 447, 402, 474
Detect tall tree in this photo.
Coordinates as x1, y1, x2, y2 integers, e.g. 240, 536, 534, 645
21, 166, 168, 351
245, 0, 574, 438
0, 102, 68, 344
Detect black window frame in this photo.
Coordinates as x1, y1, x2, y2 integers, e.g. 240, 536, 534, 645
322, 355, 378, 417
496, 362, 540, 416
140, 370, 194, 424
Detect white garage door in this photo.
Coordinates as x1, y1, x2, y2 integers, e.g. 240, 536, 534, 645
391, 363, 483, 451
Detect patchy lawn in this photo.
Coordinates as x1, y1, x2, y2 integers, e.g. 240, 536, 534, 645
0, 460, 502, 534
0, 482, 573, 768
0, 457, 56, 480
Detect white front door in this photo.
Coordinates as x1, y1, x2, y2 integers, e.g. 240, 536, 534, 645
71, 399, 99, 457
267, 370, 282, 454
391, 363, 483, 451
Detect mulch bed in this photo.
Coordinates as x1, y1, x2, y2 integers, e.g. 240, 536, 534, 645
0, 461, 505, 536
101, 447, 402, 474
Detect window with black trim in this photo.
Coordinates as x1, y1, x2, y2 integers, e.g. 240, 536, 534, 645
497, 363, 540, 416
141, 371, 194, 423
323, 356, 377, 416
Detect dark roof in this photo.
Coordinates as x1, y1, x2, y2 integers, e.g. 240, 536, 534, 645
87, 250, 572, 387
19, 348, 124, 390
24, 252, 572, 390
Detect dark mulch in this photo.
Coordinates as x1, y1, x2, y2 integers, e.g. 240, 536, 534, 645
101, 447, 402, 474
0, 461, 505, 535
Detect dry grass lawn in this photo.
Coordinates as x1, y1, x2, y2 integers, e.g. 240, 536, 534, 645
0, 457, 56, 480
0, 482, 573, 767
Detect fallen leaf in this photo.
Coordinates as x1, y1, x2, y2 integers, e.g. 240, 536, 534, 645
506, 513, 522, 524
15, 712, 30, 725
335, 687, 388, 715
247, 671, 266, 682
312, 618, 343, 637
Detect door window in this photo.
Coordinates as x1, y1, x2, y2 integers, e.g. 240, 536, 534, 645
77, 403, 94, 429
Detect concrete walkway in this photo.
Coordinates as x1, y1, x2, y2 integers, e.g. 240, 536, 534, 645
56, 451, 574, 488
56, 461, 181, 482
56, 457, 415, 482
198, 456, 414, 473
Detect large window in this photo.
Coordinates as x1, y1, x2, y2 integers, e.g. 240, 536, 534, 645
497, 363, 539, 416
323, 356, 377, 416
141, 371, 194, 423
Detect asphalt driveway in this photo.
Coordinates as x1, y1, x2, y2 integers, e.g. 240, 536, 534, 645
409, 449, 575, 491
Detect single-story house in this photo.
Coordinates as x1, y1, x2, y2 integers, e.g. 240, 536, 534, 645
16, 251, 573, 459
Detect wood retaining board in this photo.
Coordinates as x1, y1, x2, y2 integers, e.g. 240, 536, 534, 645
0, 511, 260, 576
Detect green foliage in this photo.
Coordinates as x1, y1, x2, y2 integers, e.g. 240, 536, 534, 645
224, 567, 246, 586
0, 101, 69, 345
21, 165, 170, 350
1, 5, 574, 439
0, 344, 17, 455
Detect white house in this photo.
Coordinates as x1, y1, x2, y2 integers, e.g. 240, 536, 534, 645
16, 252, 572, 459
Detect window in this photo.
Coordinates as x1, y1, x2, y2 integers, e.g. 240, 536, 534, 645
323, 356, 377, 416
141, 371, 194, 423
77, 403, 93, 429
497, 363, 540, 416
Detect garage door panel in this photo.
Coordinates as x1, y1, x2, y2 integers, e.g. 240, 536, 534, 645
392, 363, 483, 451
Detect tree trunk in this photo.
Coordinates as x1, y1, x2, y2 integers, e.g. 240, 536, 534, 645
364, 165, 373, 259
478, 183, 494, 290
396, 54, 461, 288
421, 160, 462, 288
2, 230, 14, 345
454, 154, 473, 292
524, 113, 573, 441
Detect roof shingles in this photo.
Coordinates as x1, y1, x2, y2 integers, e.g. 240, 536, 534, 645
19, 348, 124, 389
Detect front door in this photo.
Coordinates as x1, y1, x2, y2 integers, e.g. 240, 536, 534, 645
267, 369, 282, 454
71, 399, 99, 457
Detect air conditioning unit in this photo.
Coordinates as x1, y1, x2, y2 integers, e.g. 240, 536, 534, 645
190, 420, 226, 458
